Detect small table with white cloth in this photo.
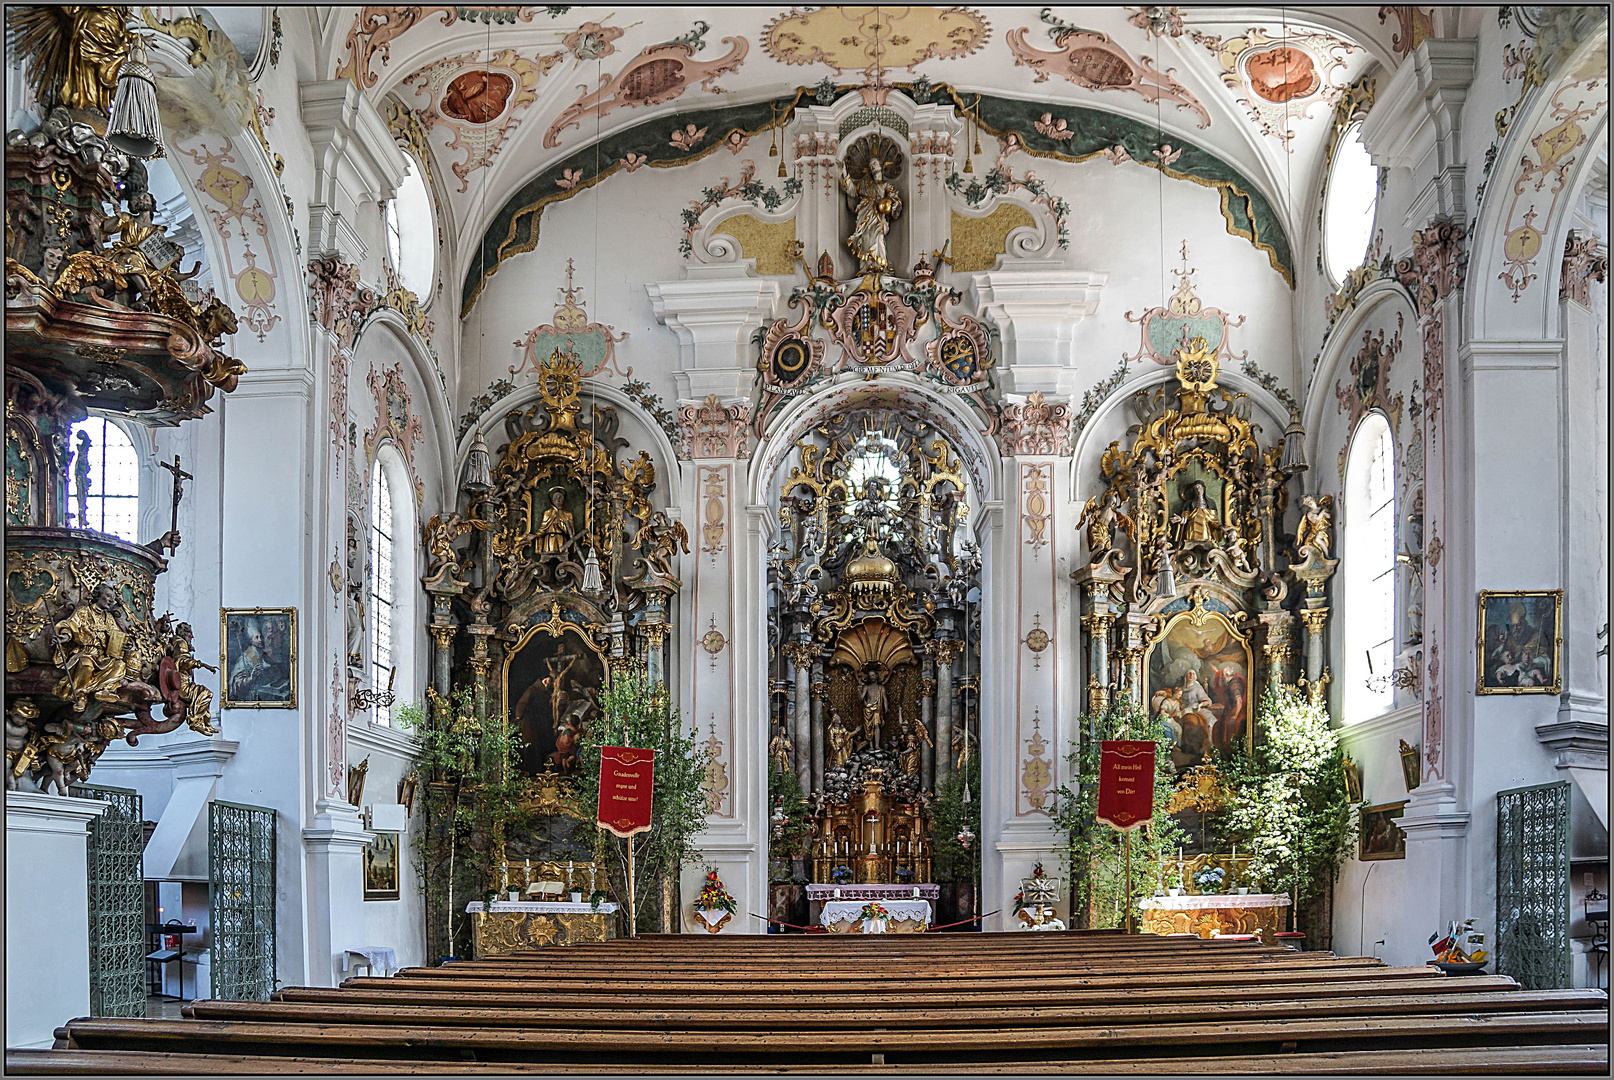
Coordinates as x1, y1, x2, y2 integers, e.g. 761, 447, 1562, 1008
820, 899, 932, 933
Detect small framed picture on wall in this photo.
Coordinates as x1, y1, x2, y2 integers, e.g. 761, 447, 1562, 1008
1476, 590, 1562, 695
220, 607, 297, 708
364, 832, 400, 901
1360, 802, 1408, 861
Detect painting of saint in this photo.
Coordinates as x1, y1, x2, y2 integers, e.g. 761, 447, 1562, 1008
1359, 802, 1407, 861
220, 608, 296, 708
1146, 606, 1252, 773
503, 622, 606, 778
1478, 590, 1561, 694
364, 832, 400, 900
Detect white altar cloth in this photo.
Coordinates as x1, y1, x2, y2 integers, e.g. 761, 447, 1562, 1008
1138, 893, 1290, 911
466, 900, 619, 915
806, 884, 939, 901
820, 899, 931, 932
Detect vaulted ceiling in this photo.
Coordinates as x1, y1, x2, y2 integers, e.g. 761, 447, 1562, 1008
296, 5, 1420, 261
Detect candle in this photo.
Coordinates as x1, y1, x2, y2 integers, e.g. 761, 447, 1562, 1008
387, 665, 396, 692
501, 861, 508, 890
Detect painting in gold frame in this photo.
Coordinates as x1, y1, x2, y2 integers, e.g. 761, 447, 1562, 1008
501, 606, 609, 779
1359, 801, 1407, 861
219, 607, 297, 708
1476, 589, 1562, 695
1144, 592, 1253, 775
364, 831, 400, 900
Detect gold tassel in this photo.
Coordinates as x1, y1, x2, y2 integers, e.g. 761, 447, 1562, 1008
780, 158, 788, 178
962, 114, 974, 173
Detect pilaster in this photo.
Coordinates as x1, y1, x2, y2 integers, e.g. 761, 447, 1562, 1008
968, 267, 1106, 397
299, 79, 407, 262
647, 268, 781, 401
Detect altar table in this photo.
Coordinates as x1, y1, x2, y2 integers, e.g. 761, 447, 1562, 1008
820, 899, 931, 933
1138, 893, 1291, 943
807, 884, 937, 930
467, 900, 619, 957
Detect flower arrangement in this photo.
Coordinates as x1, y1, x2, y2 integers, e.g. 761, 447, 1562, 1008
831, 864, 852, 884
859, 901, 890, 922
1193, 866, 1226, 894
1011, 889, 1026, 914
695, 869, 736, 915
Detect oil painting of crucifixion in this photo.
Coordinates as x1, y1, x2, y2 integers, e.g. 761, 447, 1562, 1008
503, 623, 607, 778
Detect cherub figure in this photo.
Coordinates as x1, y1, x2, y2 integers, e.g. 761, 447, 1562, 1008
6, 700, 40, 790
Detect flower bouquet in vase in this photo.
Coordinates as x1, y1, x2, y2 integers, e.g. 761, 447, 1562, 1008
859, 901, 891, 934
695, 869, 737, 933
1193, 865, 1226, 895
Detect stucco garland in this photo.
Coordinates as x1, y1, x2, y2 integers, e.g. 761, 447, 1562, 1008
460, 84, 1294, 315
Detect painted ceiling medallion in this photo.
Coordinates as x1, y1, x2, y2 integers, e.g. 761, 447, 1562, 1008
1192, 28, 1358, 148
405, 48, 553, 192
544, 22, 749, 148
762, 6, 990, 81
1008, 10, 1210, 128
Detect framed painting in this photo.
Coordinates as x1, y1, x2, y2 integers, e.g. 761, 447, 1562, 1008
1360, 801, 1407, 861
1145, 594, 1253, 774
502, 608, 608, 778
220, 607, 297, 708
364, 832, 400, 901
1477, 590, 1562, 694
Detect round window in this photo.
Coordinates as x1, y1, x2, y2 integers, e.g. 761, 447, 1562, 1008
1322, 122, 1379, 284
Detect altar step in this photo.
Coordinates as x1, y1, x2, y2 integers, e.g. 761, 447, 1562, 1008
14, 935, 1608, 1074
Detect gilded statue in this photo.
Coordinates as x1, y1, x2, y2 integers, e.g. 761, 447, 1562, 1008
841, 140, 904, 273
38, 718, 90, 796
827, 709, 853, 769
858, 669, 887, 750
951, 723, 977, 775
899, 730, 922, 779
535, 489, 577, 556
769, 724, 792, 774
1172, 479, 1220, 545
157, 621, 218, 737
1076, 490, 1134, 562
632, 510, 690, 583
1295, 494, 1334, 561
422, 511, 488, 580
53, 582, 131, 711
8, 5, 132, 115
5, 700, 40, 790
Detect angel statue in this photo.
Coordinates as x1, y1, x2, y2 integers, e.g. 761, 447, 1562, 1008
1075, 490, 1134, 563
632, 511, 690, 583
1295, 495, 1334, 561
841, 137, 904, 273
422, 512, 489, 582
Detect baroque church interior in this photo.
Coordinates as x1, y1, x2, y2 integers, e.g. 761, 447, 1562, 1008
4, 3, 1609, 1073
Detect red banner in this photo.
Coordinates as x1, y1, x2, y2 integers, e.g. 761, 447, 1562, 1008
1096, 740, 1156, 831
597, 746, 655, 837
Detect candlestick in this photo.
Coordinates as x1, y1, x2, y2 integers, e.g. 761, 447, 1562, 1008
386, 665, 396, 692
501, 861, 508, 890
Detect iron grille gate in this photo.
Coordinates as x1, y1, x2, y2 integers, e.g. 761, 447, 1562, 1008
1496, 781, 1571, 990
71, 784, 146, 1017
208, 801, 277, 1001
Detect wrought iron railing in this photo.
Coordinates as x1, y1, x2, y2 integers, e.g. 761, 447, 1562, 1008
208, 801, 277, 1001
71, 783, 146, 1017
1496, 781, 1571, 990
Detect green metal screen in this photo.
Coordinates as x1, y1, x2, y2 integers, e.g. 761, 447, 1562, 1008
208, 801, 277, 1001
1496, 781, 1571, 990
71, 784, 146, 1017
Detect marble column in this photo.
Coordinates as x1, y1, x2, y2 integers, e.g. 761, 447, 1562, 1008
791, 649, 812, 795
920, 660, 936, 792
810, 661, 826, 792
934, 639, 959, 789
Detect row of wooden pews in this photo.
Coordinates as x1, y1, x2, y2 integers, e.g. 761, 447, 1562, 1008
9, 931, 1608, 1074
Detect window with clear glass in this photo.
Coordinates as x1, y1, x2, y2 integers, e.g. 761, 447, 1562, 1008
68, 417, 140, 542
385, 156, 435, 299
1344, 415, 1396, 720
1323, 121, 1379, 284
369, 459, 396, 726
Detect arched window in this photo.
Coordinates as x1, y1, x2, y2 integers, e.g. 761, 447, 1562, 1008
68, 416, 140, 541
385, 156, 435, 298
1344, 414, 1397, 720
1323, 121, 1379, 284
369, 456, 399, 725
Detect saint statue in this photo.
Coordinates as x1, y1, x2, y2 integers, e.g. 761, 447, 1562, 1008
536, 489, 576, 556
1172, 480, 1220, 545
1295, 494, 1333, 561
858, 669, 887, 750
899, 730, 922, 779
951, 724, 976, 775
841, 140, 904, 273
53, 582, 130, 711
827, 709, 853, 769
769, 724, 792, 774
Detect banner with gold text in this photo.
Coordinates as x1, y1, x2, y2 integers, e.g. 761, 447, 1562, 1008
1096, 740, 1156, 831
597, 746, 655, 837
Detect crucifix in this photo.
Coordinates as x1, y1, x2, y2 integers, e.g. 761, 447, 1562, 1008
155, 454, 192, 555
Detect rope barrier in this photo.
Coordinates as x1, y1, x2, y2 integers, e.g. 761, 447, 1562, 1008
747, 909, 1004, 933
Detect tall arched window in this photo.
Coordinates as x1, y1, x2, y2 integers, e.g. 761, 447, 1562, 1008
1344, 414, 1397, 720
1323, 121, 1380, 284
68, 416, 140, 541
369, 456, 398, 725
385, 155, 435, 298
